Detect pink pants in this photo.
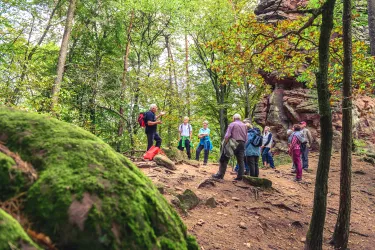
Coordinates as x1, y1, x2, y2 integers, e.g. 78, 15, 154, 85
292, 149, 302, 179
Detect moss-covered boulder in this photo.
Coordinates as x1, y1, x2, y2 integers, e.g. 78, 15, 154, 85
177, 189, 200, 211
0, 107, 198, 250
0, 150, 35, 201
163, 148, 187, 162
154, 154, 177, 170
243, 176, 272, 188
0, 209, 41, 250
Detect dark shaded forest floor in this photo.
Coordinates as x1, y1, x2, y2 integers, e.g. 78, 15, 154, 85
141, 153, 375, 250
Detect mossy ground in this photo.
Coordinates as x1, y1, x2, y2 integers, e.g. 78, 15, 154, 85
0, 208, 41, 250
0, 152, 27, 201
0, 107, 198, 250
243, 176, 273, 188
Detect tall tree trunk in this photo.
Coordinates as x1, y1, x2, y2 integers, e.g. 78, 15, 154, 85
185, 34, 191, 117
51, 0, 77, 113
368, 0, 375, 55
11, 0, 62, 104
117, 10, 134, 152
244, 76, 250, 119
218, 83, 229, 140
331, 0, 353, 248
304, 1, 335, 249
165, 35, 174, 147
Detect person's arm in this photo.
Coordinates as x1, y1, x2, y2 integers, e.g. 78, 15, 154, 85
189, 125, 192, 140
178, 124, 182, 140
224, 124, 233, 143
155, 111, 165, 120
307, 130, 313, 144
245, 133, 251, 148
147, 120, 161, 126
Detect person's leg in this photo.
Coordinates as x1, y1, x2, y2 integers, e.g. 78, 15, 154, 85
154, 132, 162, 148
234, 142, 245, 179
203, 149, 209, 164
293, 149, 302, 180
196, 145, 203, 161
185, 139, 191, 159
262, 147, 270, 167
215, 152, 230, 178
268, 150, 275, 169
302, 145, 309, 169
248, 156, 255, 177
147, 132, 154, 150
254, 156, 259, 177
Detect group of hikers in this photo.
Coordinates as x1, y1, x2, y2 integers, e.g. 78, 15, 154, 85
142, 104, 313, 182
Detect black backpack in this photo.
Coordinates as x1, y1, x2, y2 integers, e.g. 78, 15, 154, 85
250, 128, 263, 147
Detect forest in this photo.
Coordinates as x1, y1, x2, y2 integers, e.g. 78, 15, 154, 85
0, 0, 375, 249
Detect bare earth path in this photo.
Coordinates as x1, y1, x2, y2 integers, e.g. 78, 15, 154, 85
140, 153, 375, 250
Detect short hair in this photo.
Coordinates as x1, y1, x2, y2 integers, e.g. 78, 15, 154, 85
245, 123, 252, 129
233, 114, 241, 120
150, 104, 157, 109
287, 129, 293, 135
184, 116, 189, 121
293, 124, 301, 131
203, 120, 208, 124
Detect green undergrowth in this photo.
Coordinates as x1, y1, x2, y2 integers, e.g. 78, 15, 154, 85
272, 153, 292, 167
0, 107, 198, 250
0, 208, 41, 250
0, 152, 27, 201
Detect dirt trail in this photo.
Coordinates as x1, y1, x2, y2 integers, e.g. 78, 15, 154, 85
141, 153, 375, 250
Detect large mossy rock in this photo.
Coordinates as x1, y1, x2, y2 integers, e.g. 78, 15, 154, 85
243, 176, 272, 188
177, 189, 200, 211
0, 209, 41, 250
0, 107, 198, 250
163, 147, 187, 162
0, 152, 28, 201
154, 154, 177, 170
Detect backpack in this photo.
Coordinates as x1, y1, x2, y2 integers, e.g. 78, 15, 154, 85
138, 112, 146, 128
179, 123, 191, 134
250, 128, 263, 147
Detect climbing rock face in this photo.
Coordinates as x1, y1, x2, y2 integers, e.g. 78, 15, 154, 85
254, 89, 375, 151
255, 0, 309, 22
0, 107, 199, 250
254, 0, 375, 152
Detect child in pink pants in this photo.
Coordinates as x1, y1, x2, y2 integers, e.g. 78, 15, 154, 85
288, 125, 305, 181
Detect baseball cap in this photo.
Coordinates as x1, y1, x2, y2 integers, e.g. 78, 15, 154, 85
299, 121, 307, 125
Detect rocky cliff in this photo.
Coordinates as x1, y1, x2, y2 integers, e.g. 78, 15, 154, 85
254, 84, 375, 151
254, 0, 375, 152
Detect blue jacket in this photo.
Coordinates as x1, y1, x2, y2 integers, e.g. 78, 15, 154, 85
245, 129, 261, 157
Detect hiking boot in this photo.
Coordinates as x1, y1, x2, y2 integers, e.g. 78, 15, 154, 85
203, 162, 208, 166
303, 168, 309, 172
212, 173, 224, 179
291, 169, 296, 173
294, 177, 302, 182
233, 176, 243, 181
244, 171, 250, 176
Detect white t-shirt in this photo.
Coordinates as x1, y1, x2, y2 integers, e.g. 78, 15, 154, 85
179, 124, 192, 137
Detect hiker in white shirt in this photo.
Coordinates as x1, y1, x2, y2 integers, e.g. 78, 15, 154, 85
178, 116, 193, 159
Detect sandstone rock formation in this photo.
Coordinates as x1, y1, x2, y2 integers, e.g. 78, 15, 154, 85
254, 85, 375, 151
254, 0, 375, 152
255, 0, 308, 21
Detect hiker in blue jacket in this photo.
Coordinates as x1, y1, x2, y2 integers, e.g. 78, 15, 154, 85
195, 120, 213, 165
245, 124, 262, 177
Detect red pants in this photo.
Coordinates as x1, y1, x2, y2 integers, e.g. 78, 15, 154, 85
292, 149, 302, 179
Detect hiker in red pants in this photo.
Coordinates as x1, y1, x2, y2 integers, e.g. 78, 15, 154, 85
288, 124, 306, 182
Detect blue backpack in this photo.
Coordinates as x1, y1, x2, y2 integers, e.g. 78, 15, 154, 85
250, 128, 263, 147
